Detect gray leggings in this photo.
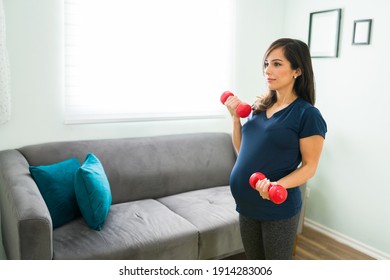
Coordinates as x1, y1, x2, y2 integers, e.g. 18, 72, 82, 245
239, 212, 300, 260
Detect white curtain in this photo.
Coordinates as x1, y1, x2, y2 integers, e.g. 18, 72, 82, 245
0, 0, 10, 125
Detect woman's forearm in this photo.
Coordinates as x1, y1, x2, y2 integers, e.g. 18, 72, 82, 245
277, 162, 318, 189
232, 117, 242, 154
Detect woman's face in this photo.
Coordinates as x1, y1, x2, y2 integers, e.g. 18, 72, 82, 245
264, 47, 299, 93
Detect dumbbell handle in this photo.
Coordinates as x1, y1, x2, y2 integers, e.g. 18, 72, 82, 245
220, 91, 252, 118
249, 172, 288, 204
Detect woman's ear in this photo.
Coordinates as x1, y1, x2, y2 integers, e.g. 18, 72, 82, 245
294, 68, 302, 78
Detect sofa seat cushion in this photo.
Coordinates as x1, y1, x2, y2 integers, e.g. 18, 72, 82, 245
52, 199, 198, 259
157, 186, 243, 259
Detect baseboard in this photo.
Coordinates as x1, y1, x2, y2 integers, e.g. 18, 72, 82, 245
304, 218, 390, 260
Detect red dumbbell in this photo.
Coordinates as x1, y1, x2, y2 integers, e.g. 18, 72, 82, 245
249, 172, 288, 204
220, 91, 252, 118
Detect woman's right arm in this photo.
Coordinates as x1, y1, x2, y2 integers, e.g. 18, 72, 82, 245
231, 117, 242, 154
224, 96, 242, 154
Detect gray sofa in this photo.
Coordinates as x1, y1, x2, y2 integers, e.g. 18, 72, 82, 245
0, 132, 243, 260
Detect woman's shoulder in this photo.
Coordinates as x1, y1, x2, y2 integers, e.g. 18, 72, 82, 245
295, 98, 327, 133
295, 98, 322, 114
295, 97, 313, 108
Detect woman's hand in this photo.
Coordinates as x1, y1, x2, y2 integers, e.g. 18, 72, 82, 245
224, 95, 241, 119
255, 178, 270, 200
255, 179, 279, 201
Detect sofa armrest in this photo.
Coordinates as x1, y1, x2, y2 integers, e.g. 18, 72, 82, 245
0, 150, 53, 259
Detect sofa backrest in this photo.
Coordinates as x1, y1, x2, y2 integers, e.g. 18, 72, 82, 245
18, 133, 236, 204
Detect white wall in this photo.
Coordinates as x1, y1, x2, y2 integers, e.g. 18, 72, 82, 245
283, 0, 390, 258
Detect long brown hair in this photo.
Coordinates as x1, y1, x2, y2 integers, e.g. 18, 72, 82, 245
253, 38, 315, 113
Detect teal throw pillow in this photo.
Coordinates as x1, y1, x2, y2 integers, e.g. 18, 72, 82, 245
74, 153, 112, 231
29, 158, 81, 229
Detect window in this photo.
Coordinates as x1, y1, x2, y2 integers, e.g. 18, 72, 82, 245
64, 0, 235, 124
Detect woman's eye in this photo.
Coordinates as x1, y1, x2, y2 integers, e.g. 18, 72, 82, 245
264, 62, 282, 68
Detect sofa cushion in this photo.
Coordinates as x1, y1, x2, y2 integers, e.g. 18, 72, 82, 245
52, 199, 199, 259
29, 158, 81, 229
157, 186, 243, 259
74, 153, 112, 231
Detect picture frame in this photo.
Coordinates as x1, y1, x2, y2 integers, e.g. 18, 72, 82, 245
352, 19, 372, 45
308, 9, 342, 58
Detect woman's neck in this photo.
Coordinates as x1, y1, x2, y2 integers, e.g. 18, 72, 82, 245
275, 91, 297, 106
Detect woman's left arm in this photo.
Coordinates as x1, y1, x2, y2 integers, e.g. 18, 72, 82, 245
277, 135, 325, 189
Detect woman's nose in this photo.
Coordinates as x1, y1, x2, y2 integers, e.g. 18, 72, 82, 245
264, 66, 271, 76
